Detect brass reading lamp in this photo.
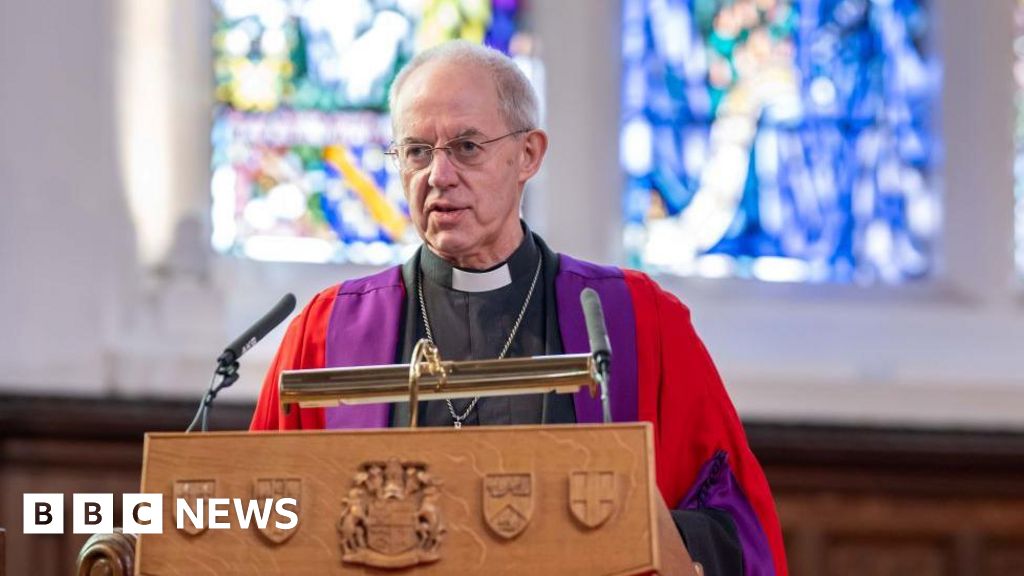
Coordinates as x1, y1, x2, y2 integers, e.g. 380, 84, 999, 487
279, 289, 614, 427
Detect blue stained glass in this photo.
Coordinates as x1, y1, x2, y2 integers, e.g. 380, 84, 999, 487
621, 0, 940, 284
210, 0, 533, 265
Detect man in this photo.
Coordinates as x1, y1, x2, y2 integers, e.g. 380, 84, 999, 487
251, 41, 787, 575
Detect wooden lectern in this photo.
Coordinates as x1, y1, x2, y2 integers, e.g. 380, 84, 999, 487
77, 424, 695, 575
79, 341, 697, 575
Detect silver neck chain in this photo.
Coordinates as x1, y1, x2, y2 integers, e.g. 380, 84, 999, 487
417, 252, 544, 428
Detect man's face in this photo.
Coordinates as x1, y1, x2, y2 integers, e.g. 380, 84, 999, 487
391, 61, 546, 269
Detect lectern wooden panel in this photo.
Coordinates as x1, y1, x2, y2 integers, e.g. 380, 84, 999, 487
136, 423, 692, 575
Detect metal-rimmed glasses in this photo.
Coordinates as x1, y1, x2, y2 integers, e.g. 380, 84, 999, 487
385, 128, 532, 173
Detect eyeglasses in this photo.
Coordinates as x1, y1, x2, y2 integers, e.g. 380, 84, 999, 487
385, 129, 531, 173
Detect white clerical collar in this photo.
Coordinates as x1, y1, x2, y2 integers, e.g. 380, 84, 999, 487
451, 264, 512, 293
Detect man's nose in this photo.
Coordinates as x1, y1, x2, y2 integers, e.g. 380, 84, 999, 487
427, 149, 458, 189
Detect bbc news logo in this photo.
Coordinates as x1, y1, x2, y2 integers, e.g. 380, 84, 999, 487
23, 493, 298, 534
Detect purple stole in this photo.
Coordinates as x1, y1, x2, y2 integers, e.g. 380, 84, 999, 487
323, 255, 638, 428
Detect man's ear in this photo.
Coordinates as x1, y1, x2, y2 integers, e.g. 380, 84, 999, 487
517, 129, 548, 184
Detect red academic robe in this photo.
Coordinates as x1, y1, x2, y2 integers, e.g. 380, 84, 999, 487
251, 265, 787, 575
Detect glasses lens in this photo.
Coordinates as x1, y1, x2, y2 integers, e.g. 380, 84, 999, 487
386, 148, 401, 169
400, 145, 432, 171
450, 140, 485, 166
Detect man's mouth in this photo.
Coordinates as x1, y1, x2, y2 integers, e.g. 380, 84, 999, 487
428, 205, 468, 224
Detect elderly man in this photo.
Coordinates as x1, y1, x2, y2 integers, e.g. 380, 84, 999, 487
251, 41, 786, 575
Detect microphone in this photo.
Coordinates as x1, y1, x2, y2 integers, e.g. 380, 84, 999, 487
580, 288, 612, 423
218, 293, 297, 364
581, 288, 611, 366
187, 293, 296, 433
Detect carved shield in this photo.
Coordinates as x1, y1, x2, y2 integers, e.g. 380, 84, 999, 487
253, 477, 302, 544
366, 499, 419, 555
569, 471, 617, 529
482, 473, 533, 539
173, 479, 215, 536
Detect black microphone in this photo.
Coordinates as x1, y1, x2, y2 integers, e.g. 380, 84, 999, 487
580, 288, 613, 423
187, 293, 296, 433
580, 288, 611, 367
218, 293, 297, 365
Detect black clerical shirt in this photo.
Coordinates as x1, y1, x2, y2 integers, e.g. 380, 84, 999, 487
389, 227, 576, 428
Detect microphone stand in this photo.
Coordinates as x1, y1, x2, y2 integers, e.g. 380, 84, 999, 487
184, 293, 296, 433
594, 353, 612, 424
186, 352, 240, 433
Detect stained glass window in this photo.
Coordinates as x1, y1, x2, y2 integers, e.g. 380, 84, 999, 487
211, 0, 535, 264
621, 0, 940, 283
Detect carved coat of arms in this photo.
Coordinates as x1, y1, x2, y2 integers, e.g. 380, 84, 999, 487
253, 477, 301, 544
173, 479, 215, 536
569, 471, 617, 529
482, 473, 533, 539
337, 459, 444, 569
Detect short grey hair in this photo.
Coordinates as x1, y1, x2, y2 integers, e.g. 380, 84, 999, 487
388, 40, 539, 134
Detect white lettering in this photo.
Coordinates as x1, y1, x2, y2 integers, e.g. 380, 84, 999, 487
208, 498, 231, 529
274, 498, 298, 530
233, 498, 274, 529
176, 498, 203, 530
176, 498, 300, 530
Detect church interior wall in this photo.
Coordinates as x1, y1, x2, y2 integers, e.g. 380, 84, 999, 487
0, 0, 1022, 431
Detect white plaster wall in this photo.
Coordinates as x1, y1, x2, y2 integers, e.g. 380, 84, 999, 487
0, 0, 129, 394
0, 0, 1021, 430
